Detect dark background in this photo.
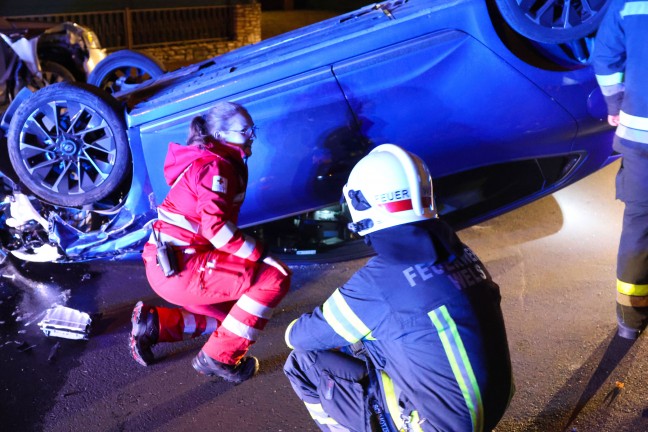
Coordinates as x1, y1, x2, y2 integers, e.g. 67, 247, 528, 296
0, 0, 369, 16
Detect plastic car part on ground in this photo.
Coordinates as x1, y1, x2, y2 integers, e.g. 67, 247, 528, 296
38, 305, 92, 340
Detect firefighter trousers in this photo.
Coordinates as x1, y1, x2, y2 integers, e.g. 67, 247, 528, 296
614, 145, 648, 335
284, 349, 373, 432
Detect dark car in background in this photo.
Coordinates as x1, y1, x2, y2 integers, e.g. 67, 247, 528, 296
1, 16, 165, 104
0, 18, 107, 101
0, 0, 616, 264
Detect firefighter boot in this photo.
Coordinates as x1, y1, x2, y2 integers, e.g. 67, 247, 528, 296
129, 301, 159, 366
616, 303, 648, 340
192, 350, 259, 383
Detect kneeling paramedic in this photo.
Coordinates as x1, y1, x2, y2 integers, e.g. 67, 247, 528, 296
129, 101, 290, 383
283, 144, 514, 431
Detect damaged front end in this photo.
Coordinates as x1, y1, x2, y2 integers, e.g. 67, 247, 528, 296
0, 176, 154, 264
39, 21, 107, 80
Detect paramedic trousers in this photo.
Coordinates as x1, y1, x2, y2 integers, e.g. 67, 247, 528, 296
143, 243, 290, 364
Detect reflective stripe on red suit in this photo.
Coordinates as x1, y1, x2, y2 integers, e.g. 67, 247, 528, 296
143, 141, 290, 364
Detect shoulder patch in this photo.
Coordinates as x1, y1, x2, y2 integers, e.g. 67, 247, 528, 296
212, 175, 228, 193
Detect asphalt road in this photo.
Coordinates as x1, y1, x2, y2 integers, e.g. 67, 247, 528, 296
1, 160, 647, 431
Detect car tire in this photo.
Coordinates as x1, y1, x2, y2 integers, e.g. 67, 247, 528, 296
41, 61, 76, 85
7, 82, 130, 207
493, 0, 612, 44
88, 49, 165, 94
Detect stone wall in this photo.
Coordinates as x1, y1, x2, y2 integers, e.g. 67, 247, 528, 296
133, 3, 262, 70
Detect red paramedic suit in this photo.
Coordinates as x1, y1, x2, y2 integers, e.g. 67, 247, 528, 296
142, 141, 290, 364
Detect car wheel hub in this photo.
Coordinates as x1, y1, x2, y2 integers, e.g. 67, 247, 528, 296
57, 138, 80, 159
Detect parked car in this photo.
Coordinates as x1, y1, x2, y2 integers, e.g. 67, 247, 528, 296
0, 0, 616, 264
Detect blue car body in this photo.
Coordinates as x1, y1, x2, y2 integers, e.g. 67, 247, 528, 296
0, 0, 616, 262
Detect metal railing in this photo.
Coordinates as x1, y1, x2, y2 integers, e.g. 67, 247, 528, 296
6, 5, 234, 50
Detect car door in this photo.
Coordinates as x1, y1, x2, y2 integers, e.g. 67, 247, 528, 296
332, 28, 579, 180
137, 66, 364, 228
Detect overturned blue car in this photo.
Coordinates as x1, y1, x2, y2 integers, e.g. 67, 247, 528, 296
0, 0, 616, 263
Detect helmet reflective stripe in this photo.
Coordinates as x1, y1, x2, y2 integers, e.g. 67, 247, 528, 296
343, 144, 436, 236
376, 144, 426, 216
377, 196, 433, 213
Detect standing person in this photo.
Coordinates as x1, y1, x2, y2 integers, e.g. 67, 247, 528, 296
592, 0, 648, 340
283, 144, 513, 431
129, 101, 291, 383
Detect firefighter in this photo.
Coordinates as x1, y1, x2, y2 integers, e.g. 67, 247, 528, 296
129, 101, 291, 383
283, 144, 513, 431
592, 0, 648, 340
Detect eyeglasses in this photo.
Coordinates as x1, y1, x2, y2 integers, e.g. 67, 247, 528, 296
222, 125, 258, 139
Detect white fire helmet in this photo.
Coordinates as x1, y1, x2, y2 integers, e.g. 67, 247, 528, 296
343, 144, 437, 236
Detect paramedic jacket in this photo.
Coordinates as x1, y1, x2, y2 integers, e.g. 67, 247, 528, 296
285, 219, 513, 432
593, 0, 648, 152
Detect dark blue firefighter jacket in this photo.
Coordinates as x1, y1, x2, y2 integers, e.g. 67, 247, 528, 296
285, 219, 513, 431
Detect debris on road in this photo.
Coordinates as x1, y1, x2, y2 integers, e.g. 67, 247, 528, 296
47, 341, 61, 362
16, 341, 36, 352
37, 305, 92, 340
603, 380, 625, 406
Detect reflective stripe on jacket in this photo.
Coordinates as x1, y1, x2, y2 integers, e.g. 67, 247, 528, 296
593, 0, 648, 146
154, 142, 263, 261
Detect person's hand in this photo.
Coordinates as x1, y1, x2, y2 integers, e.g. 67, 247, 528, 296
263, 255, 292, 276
608, 114, 620, 127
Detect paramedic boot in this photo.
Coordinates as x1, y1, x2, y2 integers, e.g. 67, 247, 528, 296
129, 301, 159, 366
192, 350, 259, 383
